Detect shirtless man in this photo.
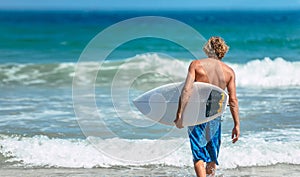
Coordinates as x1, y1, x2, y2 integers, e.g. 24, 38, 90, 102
174, 37, 240, 177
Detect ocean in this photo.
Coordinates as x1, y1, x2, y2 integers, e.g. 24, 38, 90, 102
0, 10, 300, 176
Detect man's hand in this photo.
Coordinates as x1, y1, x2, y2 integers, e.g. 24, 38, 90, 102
231, 125, 240, 143
174, 115, 184, 129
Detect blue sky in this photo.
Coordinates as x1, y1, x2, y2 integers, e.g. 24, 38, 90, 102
0, 0, 299, 10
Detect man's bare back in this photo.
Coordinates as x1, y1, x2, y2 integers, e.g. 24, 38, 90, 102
193, 58, 233, 90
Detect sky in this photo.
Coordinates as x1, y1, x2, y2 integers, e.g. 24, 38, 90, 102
0, 0, 299, 11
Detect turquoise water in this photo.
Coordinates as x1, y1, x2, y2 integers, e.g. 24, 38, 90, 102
1, 10, 300, 63
0, 10, 299, 172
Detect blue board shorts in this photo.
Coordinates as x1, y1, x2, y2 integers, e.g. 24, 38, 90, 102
188, 117, 221, 165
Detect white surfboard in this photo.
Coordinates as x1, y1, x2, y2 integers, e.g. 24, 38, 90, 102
133, 82, 228, 126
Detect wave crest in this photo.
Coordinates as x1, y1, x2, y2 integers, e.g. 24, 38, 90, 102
231, 57, 300, 88
0, 54, 299, 88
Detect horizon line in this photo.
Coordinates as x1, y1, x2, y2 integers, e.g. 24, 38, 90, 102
0, 7, 299, 12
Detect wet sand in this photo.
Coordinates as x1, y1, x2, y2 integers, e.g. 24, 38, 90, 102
0, 164, 299, 177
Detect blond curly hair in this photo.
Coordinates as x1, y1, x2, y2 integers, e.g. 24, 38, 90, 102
203, 36, 229, 60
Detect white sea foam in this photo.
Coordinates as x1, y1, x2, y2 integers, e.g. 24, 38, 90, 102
0, 129, 299, 169
0, 54, 299, 88
219, 129, 300, 169
75, 54, 300, 88
229, 57, 300, 88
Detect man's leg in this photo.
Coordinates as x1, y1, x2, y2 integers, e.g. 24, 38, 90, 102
206, 162, 216, 176
194, 160, 206, 177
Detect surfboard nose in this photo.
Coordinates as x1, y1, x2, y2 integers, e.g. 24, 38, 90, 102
133, 93, 167, 120
133, 96, 151, 116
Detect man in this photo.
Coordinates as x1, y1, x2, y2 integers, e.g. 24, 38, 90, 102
174, 36, 240, 177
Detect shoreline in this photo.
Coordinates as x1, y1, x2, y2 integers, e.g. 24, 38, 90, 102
0, 164, 299, 177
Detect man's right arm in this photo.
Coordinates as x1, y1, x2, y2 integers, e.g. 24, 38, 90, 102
227, 69, 240, 143
174, 61, 196, 129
